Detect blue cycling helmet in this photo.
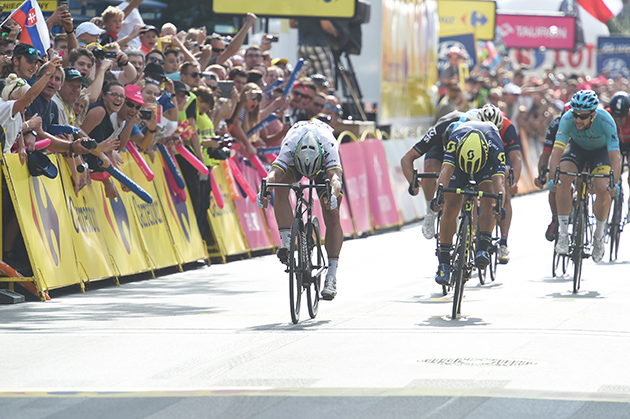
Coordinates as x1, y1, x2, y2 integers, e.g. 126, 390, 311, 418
570, 90, 599, 111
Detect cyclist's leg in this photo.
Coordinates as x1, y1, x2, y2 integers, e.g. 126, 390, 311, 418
274, 168, 298, 262
555, 142, 581, 254
498, 167, 512, 262
422, 148, 443, 239
435, 171, 464, 285
475, 171, 496, 268
318, 172, 343, 299
591, 151, 613, 262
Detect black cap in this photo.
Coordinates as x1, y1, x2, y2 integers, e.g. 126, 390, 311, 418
144, 62, 166, 82
173, 80, 188, 93
13, 43, 44, 62
64, 67, 88, 83
140, 25, 158, 34
27, 150, 58, 179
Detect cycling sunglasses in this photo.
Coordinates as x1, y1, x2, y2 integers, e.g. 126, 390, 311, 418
572, 111, 593, 120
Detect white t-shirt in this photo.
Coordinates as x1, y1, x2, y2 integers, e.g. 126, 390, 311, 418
0, 100, 22, 153
51, 94, 71, 125
117, 2, 143, 49
272, 119, 341, 173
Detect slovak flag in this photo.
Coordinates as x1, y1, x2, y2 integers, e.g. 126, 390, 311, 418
577, 0, 624, 23
1, 0, 51, 55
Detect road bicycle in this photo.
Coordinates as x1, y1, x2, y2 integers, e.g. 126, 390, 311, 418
606, 152, 628, 262
261, 178, 330, 324
554, 166, 614, 293
435, 182, 503, 319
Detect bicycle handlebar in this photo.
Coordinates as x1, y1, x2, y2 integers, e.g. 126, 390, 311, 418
435, 182, 503, 214
261, 178, 332, 201
553, 166, 615, 190
408, 169, 439, 195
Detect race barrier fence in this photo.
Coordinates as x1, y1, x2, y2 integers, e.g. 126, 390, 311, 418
1, 131, 543, 300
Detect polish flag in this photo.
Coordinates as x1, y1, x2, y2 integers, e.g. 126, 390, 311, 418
577, 0, 624, 23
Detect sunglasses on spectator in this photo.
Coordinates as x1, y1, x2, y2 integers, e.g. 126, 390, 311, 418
187, 72, 200, 78
293, 91, 313, 100
148, 57, 164, 65
125, 100, 142, 110
212, 48, 224, 53
106, 92, 125, 100
245, 90, 263, 101
572, 111, 593, 120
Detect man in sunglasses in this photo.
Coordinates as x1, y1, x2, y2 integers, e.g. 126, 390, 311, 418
549, 90, 622, 263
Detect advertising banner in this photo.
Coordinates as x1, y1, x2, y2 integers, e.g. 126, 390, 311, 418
597, 36, 630, 77
212, 0, 355, 18
361, 139, 402, 229
207, 165, 249, 257
438, 33, 477, 78
3, 154, 81, 290
339, 142, 371, 235
57, 155, 115, 281
497, 13, 575, 50
122, 155, 179, 270
437, 0, 496, 40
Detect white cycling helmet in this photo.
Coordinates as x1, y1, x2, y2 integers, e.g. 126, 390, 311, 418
479, 104, 504, 130
294, 131, 323, 178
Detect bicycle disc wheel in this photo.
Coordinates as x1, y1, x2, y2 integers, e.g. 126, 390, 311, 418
452, 216, 469, 319
306, 217, 324, 319
572, 201, 585, 294
289, 218, 304, 324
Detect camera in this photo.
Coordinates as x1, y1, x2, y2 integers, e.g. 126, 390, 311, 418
206, 135, 233, 160
139, 110, 152, 120
265, 34, 279, 43
92, 48, 117, 60
81, 138, 98, 150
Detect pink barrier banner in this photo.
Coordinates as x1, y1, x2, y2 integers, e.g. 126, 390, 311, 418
361, 139, 401, 228
339, 141, 371, 235
339, 195, 354, 236
497, 14, 575, 50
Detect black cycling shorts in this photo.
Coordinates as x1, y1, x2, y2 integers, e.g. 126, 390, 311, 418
560, 140, 611, 173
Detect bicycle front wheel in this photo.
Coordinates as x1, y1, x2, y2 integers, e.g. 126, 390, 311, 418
572, 201, 585, 294
609, 191, 622, 262
306, 217, 324, 319
289, 218, 304, 324
452, 216, 469, 319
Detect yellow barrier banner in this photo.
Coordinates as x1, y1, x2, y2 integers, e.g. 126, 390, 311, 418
118, 154, 179, 270
437, 0, 496, 41
212, 0, 355, 18
207, 165, 248, 258
1, 0, 57, 12
2, 154, 80, 291
57, 155, 116, 281
88, 173, 149, 276
149, 156, 207, 264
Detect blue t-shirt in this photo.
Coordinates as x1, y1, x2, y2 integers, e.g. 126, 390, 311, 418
555, 108, 619, 151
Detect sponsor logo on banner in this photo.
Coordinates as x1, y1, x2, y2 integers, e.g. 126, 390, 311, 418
496, 14, 575, 50
597, 36, 630, 77
103, 195, 132, 254
132, 197, 164, 228
161, 167, 192, 242
68, 196, 101, 233
29, 177, 61, 266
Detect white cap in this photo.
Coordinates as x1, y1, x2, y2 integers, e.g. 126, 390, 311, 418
504, 83, 522, 95
76, 22, 105, 38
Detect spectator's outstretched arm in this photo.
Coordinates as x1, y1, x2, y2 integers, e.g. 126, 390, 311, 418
14, 57, 63, 116
46, 5, 65, 31
123, 0, 144, 19
320, 20, 338, 37
117, 23, 144, 49
61, 10, 78, 55
215, 13, 257, 66
170, 36, 199, 66
86, 60, 112, 103
115, 51, 137, 84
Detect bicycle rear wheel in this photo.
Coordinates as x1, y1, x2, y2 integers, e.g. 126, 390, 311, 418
306, 217, 324, 319
289, 218, 304, 324
572, 201, 585, 294
451, 216, 469, 319
609, 191, 622, 262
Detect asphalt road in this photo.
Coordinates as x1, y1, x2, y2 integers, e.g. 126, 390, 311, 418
2, 191, 630, 418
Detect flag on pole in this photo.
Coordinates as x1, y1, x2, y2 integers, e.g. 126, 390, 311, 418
577, 0, 623, 23
1, 0, 51, 56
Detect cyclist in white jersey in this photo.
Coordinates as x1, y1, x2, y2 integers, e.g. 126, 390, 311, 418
549, 90, 621, 262
258, 119, 343, 300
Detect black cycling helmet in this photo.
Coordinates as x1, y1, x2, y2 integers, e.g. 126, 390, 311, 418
609, 91, 630, 118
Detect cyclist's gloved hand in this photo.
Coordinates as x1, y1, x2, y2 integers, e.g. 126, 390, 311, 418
608, 184, 621, 197
329, 194, 338, 210
430, 195, 444, 212
494, 205, 507, 220
547, 179, 557, 192
256, 191, 265, 208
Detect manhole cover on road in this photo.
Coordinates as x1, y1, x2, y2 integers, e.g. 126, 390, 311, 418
420, 358, 536, 367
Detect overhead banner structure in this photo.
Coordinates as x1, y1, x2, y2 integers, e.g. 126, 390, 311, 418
597, 36, 630, 77
437, 0, 496, 41
497, 13, 576, 50
211, 0, 355, 18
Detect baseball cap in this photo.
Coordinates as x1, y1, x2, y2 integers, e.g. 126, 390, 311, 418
64, 67, 88, 84
310, 73, 329, 87
173, 80, 189, 93
76, 22, 105, 38
125, 84, 145, 105
13, 43, 44, 62
271, 57, 288, 67
140, 25, 158, 35
504, 83, 522, 95
144, 62, 166, 82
